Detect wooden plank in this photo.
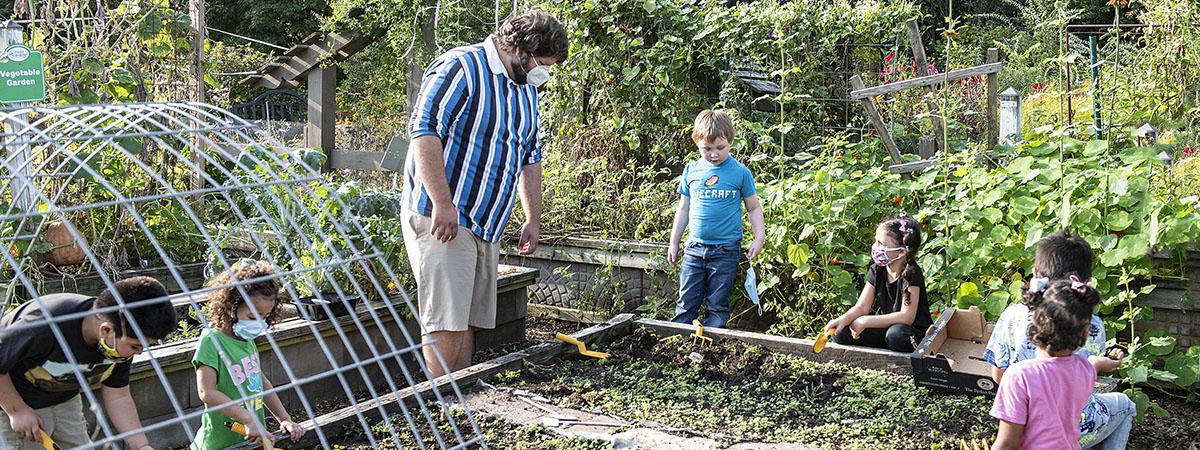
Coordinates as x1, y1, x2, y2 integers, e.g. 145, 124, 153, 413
986, 48, 999, 149
889, 159, 938, 174
634, 318, 913, 374
907, 19, 945, 154
328, 150, 386, 171
849, 75, 904, 165
849, 62, 1003, 100
225, 313, 636, 450
918, 135, 936, 159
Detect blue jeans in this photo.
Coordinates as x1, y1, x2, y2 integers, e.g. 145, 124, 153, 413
672, 241, 740, 328
1083, 392, 1135, 450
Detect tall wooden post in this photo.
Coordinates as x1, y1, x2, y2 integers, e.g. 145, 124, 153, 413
986, 48, 999, 149
305, 66, 336, 172
906, 19, 946, 154
188, 0, 207, 194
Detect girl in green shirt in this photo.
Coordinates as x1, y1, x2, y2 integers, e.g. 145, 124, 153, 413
191, 261, 305, 449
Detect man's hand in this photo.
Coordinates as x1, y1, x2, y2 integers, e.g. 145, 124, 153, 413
746, 240, 764, 260
279, 419, 306, 442
430, 202, 459, 243
667, 242, 681, 265
518, 221, 539, 255
8, 406, 41, 442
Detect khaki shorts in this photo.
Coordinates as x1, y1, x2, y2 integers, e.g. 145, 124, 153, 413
401, 211, 498, 333
0, 395, 90, 450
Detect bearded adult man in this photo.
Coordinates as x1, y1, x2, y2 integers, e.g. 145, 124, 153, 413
402, 10, 568, 377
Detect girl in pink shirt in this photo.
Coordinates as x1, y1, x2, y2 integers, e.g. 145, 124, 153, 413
990, 280, 1100, 450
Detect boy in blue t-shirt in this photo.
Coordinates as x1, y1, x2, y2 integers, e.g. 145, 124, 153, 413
667, 109, 765, 328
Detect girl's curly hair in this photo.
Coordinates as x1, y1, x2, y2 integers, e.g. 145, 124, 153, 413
204, 260, 283, 332
1028, 280, 1100, 355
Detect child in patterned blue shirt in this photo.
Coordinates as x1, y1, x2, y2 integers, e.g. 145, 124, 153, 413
984, 230, 1134, 450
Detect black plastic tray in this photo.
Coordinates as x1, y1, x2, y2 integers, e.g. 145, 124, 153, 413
295, 294, 362, 321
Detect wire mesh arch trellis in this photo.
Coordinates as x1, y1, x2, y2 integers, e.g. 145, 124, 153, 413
0, 102, 487, 449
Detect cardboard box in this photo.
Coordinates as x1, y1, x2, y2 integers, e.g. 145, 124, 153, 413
912, 306, 1120, 396
911, 306, 999, 395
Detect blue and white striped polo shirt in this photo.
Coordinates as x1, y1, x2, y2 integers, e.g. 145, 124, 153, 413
404, 36, 542, 242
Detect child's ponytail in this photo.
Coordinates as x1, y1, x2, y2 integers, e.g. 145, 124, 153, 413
878, 213, 922, 310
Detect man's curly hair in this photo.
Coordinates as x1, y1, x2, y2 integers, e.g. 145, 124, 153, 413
494, 10, 569, 62
204, 260, 283, 332
1028, 280, 1100, 355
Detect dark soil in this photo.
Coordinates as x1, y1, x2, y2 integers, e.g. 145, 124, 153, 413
1129, 393, 1200, 449
321, 408, 612, 450
472, 316, 587, 363
494, 327, 995, 449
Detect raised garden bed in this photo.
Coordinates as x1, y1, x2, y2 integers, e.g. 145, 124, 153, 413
280, 314, 1197, 449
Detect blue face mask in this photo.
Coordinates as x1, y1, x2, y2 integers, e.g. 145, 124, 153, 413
233, 319, 268, 340
1028, 276, 1050, 294
745, 265, 763, 316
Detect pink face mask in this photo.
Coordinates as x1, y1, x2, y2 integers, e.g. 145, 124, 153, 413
871, 244, 905, 266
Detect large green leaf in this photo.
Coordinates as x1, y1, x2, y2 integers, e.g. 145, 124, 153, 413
1012, 196, 1039, 216
1105, 210, 1132, 231
957, 281, 979, 309
1126, 365, 1149, 384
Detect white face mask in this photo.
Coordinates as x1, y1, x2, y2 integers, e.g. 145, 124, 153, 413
525, 58, 551, 87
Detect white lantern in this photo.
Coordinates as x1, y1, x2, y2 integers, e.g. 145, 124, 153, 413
999, 87, 1021, 146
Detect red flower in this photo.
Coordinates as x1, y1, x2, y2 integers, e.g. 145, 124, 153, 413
884, 51, 897, 64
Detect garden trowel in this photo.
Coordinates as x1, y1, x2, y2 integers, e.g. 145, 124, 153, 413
555, 332, 610, 359
226, 421, 276, 450
813, 328, 835, 354
39, 430, 62, 450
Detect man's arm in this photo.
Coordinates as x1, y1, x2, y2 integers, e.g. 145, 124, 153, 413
100, 385, 153, 450
0, 373, 40, 442
411, 135, 458, 243
517, 162, 542, 254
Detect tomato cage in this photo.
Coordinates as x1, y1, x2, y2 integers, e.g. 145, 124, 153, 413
0, 102, 487, 449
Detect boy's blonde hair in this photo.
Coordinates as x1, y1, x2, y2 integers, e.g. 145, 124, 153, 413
691, 109, 735, 144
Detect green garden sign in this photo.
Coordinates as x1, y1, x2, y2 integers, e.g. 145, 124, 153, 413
0, 44, 46, 104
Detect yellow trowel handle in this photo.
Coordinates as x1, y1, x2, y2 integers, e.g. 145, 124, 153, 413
555, 332, 610, 359
40, 430, 61, 450
227, 421, 275, 450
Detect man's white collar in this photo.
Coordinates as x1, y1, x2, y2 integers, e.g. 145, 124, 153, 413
484, 36, 511, 80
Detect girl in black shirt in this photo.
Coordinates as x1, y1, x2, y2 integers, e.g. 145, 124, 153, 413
824, 214, 933, 352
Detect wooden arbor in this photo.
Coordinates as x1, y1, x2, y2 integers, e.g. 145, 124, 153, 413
852, 19, 1003, 174
241, 31, 378, 170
